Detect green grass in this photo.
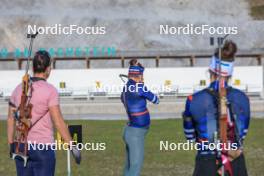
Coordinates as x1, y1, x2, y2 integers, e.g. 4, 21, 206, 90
250, 5, 264, 20
248, 0, 264, 20
0, 119, 264, 176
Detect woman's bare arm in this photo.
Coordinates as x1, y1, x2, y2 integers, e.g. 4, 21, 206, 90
7, 107, 15, 144
49, 105, 81, 164
49, 105, 72, 144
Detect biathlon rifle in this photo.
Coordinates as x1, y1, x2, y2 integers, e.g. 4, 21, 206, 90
217, 35, 231, 176
12, 32, 38, 167
211, 35, 234, 176
119, 74, 128, 83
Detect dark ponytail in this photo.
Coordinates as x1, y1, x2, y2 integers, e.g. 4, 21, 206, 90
33, 50, 51, 73
222, 40, 237, 61
214, 40, 237, 62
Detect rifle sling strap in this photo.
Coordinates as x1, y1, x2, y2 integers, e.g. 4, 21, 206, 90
205, 87, 239, 141
205, 87, 233, 101
29, 77, 48, 129
9, 77, 49, 129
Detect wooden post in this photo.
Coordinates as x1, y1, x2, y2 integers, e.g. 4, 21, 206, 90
156, 56, 160, 67
262, 55, 264, 99
121, 57, 125, 68
18, 59, 23, 70
190, 55, 195, 67
257, 55, 262, 66
86, 58, 90, 69
52, 59, 56, 69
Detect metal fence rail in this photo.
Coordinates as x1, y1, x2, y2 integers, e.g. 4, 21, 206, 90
0, 49, 263, 69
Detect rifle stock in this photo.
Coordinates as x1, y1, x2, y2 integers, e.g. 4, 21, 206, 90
12, 33, 37, 167
219, 86, 228, 144
216, 37, 236, 176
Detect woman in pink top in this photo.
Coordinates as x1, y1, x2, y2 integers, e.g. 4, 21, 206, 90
7, 50, 81, 176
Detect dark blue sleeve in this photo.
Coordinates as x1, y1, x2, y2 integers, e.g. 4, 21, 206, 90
138, 83, 159, 104
237, 93, 250, 140
182, 96, 195, 141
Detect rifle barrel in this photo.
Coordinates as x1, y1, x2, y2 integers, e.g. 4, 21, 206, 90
25, 33, 38, 74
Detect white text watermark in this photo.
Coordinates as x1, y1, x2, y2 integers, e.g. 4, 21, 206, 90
160, 24, 238, 35
28, 24, 106, 35
160, 141, 238, 151
27, 141, 106, 151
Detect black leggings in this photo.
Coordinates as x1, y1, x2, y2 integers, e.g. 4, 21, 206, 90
193, 154, 248, 176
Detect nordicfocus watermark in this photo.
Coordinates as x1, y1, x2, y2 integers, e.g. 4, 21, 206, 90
160, 24, 238, 35
28, 141, 106, 151
160, 141, 238, 151
27, 24, 106, 35
92, 83, 172, 94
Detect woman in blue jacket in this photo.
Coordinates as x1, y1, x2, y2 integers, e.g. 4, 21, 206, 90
121, 59, 159, 176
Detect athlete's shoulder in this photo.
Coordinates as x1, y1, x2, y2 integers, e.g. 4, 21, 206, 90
186, 88, 213, 108
12, 83, 23, 94
229, 87, 247, 95
229, 87, 249, 101
190, 88, 210, 99
45, 82, 59, 93
15, 83, 23, 90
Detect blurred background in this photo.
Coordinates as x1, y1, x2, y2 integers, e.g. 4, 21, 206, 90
0, 0, 263, 68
